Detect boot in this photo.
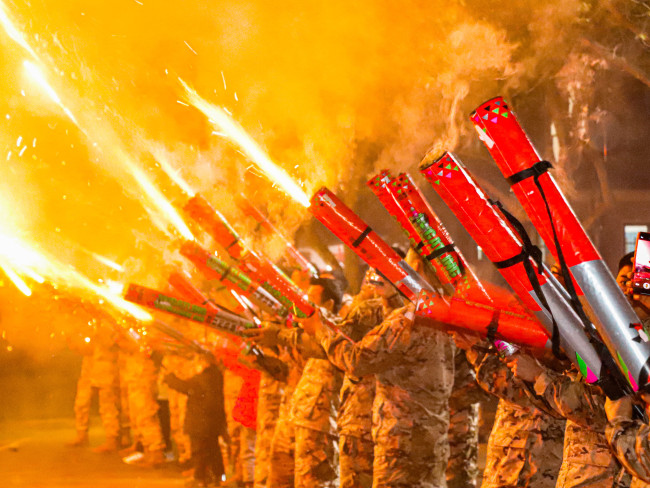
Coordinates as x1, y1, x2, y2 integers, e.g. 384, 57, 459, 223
92, 437, 119, 453
65, 431, 89, 447
132, 448, 166, 468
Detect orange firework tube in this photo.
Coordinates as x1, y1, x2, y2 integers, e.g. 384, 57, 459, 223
236, 194, 318, 277
420, 151, 614, 386
310, 187, 549, 348
183, 194, 314, 318
179, 241, 287, 317
471, 97, 648, 392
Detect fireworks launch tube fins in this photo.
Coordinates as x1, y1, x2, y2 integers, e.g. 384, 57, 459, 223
183, 194, 314, 318
179, 240, 287, 317
471, 97, 649, 392
310, 187, 549, 348
420, 152, 619, 392
150, 321, 214, 359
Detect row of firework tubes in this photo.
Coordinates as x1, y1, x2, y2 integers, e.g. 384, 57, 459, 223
125, 96, 650, 400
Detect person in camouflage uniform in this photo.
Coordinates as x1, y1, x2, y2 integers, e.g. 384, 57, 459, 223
88, 324, 122, 453
447, 348, 488, 488
332, 268, 403, 488
224, 367, 245, 481
601, 253, 650, 488
253, 370, 283, 488
312, 299, 455, 488
120, 345, 166, 466
507, 353, 627, 488
463, 347, 565, 488
606, 394, 650, 488
247, 273, 345, 488
267, 348, 304, 488
67, 346, 94, 447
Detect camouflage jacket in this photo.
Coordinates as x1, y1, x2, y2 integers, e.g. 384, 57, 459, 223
607, 417, 650, 486
530, 367, 626, 487
318, 303, 455, 450
472, 351, 565, 488
277, 326, 342, 435
335, 296, 386, 440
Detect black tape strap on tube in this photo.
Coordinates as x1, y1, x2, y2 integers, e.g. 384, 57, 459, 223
226, 238, 240, 251
414, 241, 425, 252
508, 161, 598, 350
352, 226, 372, 248
427, 244, 456, 261
486, 309, 501, 343
506, 160, 552, 186
491, 199, 562, 358
426, 243, 465, 275
220, 266, 232, 283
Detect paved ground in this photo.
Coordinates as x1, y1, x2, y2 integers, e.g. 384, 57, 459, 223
0, 418, 185, 488
0, 417, 488, 487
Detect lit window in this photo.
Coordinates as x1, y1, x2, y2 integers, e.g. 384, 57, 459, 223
625, 225, 648, 253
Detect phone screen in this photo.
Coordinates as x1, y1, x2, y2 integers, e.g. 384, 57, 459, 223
633, 232, 650, 295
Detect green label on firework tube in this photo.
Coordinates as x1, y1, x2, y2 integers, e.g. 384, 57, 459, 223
206, 255, 252, 291
412, 213, 462, 279
154, 294, 208, 323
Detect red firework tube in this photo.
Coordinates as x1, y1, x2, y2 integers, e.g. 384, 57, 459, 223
311, 187, 435, 301
183, 195, 314, 318
169, 270, 221, 313
370, 171, 527, 317
125, 284, 257, 337
238, 250, 315, 318
179, 240, 287, 317
310, 187, 549, 348
236, 195, 318, 277
471, 97, 649, 392
183, 194, 245, 259
420, 151, 607, 384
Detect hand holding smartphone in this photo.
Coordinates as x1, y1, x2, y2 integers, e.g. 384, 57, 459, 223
633, 232, 650, 296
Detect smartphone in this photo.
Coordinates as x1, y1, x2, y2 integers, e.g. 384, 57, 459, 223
632, 232, 650, 295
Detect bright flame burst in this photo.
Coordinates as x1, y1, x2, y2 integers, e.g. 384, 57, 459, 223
154, 153, 196, 196
130, 166, 195, 240
179, 79, 311, 208
0, 1, 37, 59
23, 61, 80, 127
23, 61, 194, 241
0, 229, 152, 321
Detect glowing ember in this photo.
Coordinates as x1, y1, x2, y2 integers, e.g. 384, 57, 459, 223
24, 61, 80, 127
179, 78, 311, 208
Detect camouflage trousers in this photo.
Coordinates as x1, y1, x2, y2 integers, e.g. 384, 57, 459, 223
295, 426, 338, 488
126, 376, 164, 452
268, 417, 295, 488
339, 434, 373, 488
239, 425, 256, 483
74, 384, 120, 440
373, 423, 449, 488
168, 388, 191, 463
447, 403, 479, 488
73, 357, 94, 434
254, 377, 282, 488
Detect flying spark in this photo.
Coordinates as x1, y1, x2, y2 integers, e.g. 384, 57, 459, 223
180, 78, 311, 207
24, 61, 80, 127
